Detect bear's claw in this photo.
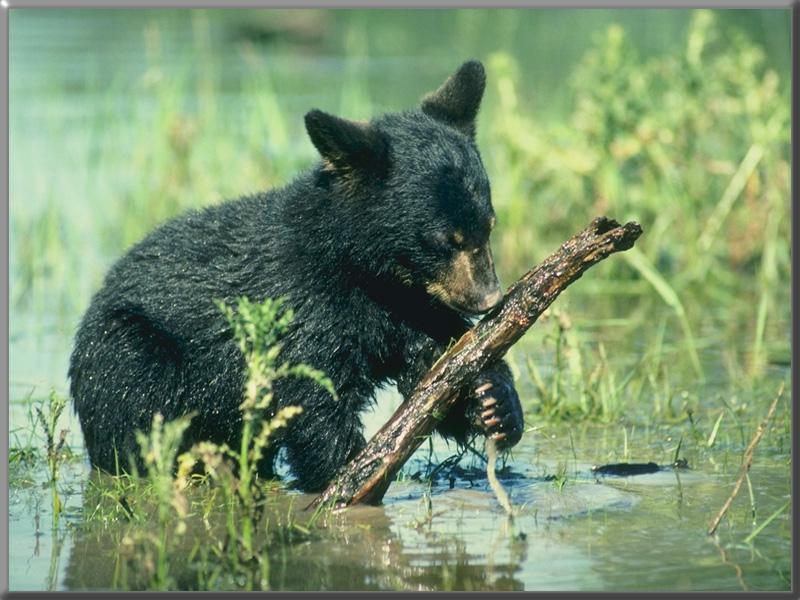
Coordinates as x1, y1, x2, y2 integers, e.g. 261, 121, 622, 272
469, 371, 524, 451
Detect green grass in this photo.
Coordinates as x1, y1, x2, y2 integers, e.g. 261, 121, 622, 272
10, 11, 791, 331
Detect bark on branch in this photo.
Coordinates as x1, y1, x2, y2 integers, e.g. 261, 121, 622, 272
309, 217, 643, 510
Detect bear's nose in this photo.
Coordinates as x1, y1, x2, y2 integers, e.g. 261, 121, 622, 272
476, 289, 503, 313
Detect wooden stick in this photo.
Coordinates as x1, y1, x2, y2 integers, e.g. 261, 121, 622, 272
309, 217, 643, 510
486, 438, 513, 517
707, 382, 785, 536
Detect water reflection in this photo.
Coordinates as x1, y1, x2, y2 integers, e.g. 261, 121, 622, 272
58, 435, 645, 592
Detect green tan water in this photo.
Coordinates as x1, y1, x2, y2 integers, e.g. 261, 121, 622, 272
9, 333, 792, 591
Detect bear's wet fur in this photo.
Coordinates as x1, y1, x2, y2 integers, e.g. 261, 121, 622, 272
69, 59, 525, 492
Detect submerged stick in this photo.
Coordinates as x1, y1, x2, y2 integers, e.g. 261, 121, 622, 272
707, 382, 785, 536
486, 438, 514, 517
309, 217, 643, 510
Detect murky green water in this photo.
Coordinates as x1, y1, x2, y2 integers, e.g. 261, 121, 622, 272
8, 9, 792, 592
9, 408, 793, 591
9, 335, 792, 591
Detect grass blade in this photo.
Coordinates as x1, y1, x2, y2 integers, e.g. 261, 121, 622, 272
706, 411, 725, 448
622, 247, 703, 379
698, 143, 764, 253
743, 499, 790, 545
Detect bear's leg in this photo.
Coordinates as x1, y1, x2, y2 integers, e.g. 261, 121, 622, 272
465, 361, 524, 450
432, 361, 523, 450
280, 389, 366, 492
397, 337, 524, 451
70, 309, 187, 474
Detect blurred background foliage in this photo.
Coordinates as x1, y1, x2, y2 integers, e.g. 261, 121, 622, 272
9, 8, 791, 409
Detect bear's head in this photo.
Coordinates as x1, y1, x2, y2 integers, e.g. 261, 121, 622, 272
304, 60, 502, 316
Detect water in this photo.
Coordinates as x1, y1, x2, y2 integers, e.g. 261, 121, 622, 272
9, 334, 792, 591
9, 394, 792, 591
8, 8, 792, 592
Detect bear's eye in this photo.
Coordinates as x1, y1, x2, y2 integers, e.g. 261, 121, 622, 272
449, 231, 467, 250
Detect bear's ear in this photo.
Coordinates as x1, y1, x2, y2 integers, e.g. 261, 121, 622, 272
304, 109, 388, 175
420, 59, 486, 139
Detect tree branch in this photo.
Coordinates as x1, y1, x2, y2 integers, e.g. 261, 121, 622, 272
309, 216, 643, 509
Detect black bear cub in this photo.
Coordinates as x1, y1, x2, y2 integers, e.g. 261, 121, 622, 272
69, 60, 525, 492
